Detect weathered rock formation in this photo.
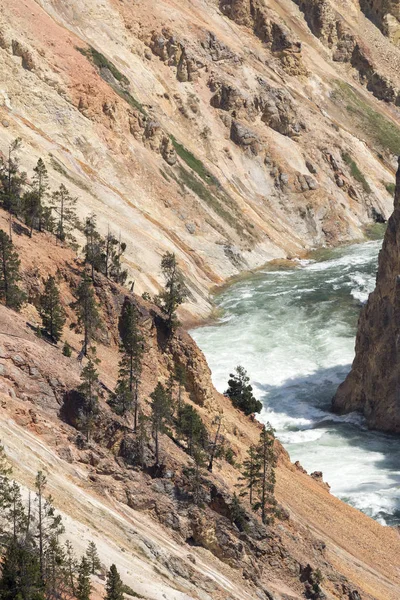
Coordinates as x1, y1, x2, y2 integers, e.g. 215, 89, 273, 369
333, 158, 400, 432
360, 0, 400, 46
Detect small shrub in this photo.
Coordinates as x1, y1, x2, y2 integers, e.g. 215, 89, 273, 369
225, 446, 236, 466
384, 181, 396, 196
62, 341, 72, 357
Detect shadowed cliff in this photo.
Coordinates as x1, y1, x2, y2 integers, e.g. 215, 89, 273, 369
333, 157, 400, 432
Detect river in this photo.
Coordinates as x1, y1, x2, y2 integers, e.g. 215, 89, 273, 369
191, 238, 400, 526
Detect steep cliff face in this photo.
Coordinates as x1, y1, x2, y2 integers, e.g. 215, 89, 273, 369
332, 159, 400, 432
1, 0, 400, 323
2, 207, 400, 600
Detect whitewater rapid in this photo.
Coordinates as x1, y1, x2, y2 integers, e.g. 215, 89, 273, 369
192, 239, 400, 525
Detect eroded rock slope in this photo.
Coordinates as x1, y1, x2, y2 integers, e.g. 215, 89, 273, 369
0, 0, 400, 320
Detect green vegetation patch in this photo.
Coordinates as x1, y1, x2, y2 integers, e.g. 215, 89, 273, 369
384, 181, 396, 196
170, 135, 219, 185
110, 84, 146, 115
77, 45, 146, 115
77, 46, 129, 85
178, 165, 246, 235
342, 152, 371, 193
332, 81, 400, 156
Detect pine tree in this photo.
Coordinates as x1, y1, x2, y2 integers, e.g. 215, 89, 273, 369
34, 471, 64, 582
0, 442, 12, 517
207, 414, 223, 473
76, 556, 92, 600
187, 445, 206, 505
104, 230, 127, 284
72, 272, 102, 356
39, 275, 66, 342
9, 481, 27, 542
83, 215, 105, 280
33, 159, 49, 232
0, 138, 26, 239
86, 541, 101, 575
77, 350, 100, 442
149, 382, 172, 466
176, 404, 207, 456
230, 493, 247, 532
238, 444, 261, 506
225, 366, 262, 416
104, 564, 124, 600
65, 540, 77, 596
0, 537, 45, 600
44, 536, 67, 600
50, 183, 77, 244
253, 424, 277, 525
174, 363, 186, 413
113, 298, 144, 428
0, 230, 26, 311
136, 411, 148, 469
22, 158, 50, 237
156, 252, 188, 334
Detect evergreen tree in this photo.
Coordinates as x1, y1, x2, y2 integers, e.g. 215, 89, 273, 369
22, 158, 50, 237
149, 382, 172, 466
0, 138, 26, 239
44, 536, 67, 600
0, 442, 12, 518
34, 471, 64, 582
253, 424, 277, 525
156, 252, 188, 334
103, 229, 127, 284
207, 414, 223, 473
0, 230, 26, 310
187, 445, 206, 505
83, 215, 105, 280
50, 183, 77, 244
72, 272, 102, 356
33, 158, 49, 233
104, 564, 124, 600
112, 298, 144, 428
9, 481, 28, 543
176, 404, 207, 456
174, 363, 186, 413
0, 538, 44, 600
39, 275, 66, 342
136, 411, 148, 469
238, 444, 261, 506
77, 350, 100, 442
225, 366, 262, 416
65, 540, 77, 597
230, 493, 247, 532
76, 556, 92, 600
86, 541, 101, 575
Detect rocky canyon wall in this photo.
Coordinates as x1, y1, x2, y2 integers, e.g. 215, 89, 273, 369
360, 0, 400, 45
333, 158, 400, 432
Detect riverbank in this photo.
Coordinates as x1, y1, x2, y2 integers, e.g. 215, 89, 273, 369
191, 237, 400, 526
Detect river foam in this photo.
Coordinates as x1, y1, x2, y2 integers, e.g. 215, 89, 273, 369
192, 239, 400, 526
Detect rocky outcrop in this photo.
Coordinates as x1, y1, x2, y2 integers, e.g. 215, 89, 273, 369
149, 29, 205, 81
332, 159, 400, 432
219, 0, 306, 74
294, 0, 400, 103
360, 0, 400, 46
